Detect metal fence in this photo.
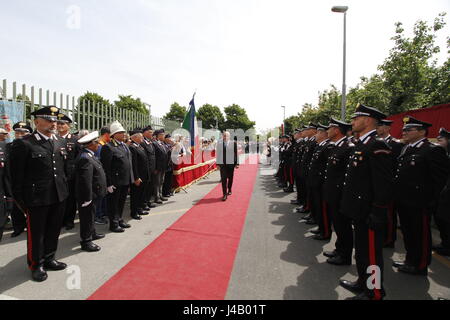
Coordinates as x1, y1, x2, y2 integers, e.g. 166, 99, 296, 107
0, 78, 180, 133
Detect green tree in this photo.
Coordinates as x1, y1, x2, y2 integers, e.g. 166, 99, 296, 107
284, 115, 301, 134
196, 104, 225, 130
223, 104, 256, 131
378, 12, 447, 113
164, 102, 187, 123
115, 95, 148, 114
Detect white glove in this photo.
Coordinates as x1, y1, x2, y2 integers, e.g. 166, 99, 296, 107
107, 186, 116, 194
81, 201, 92, 208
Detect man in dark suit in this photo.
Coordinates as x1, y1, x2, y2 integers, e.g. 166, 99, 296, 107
394, 117, 450, 275
339, 104, 393, 300
435, 128, 450, 257
216, 132, 239, 201
10, 106, 69, 282
141, 126, 156, 210
57, 113, 80, 230
377, 119, 405, 248
153, 129, 169, 204
75, 131, 107, 252
298, 124, 317, 222
129, 129, 150, 220
100, 121, 134, 233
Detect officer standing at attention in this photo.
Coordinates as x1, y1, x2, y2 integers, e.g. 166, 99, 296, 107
307, 124, 332, 240
6, 122, 33, 238
290, 129, 305, 206
10, 106, 69, 282
57, 113, 80, 230
322, 118, 354, 266
283, 135, 295, 193
393, 117, 449, 275
128, 129, 150, 220
75, 131, 106, 252
101, 121, 134, 233
376, 119, 405, 248
435, 127, 450, 257
298, 124, 318, 222
339, 104, 393, 300
141, 126, 156, 210
153, 129, 169, 204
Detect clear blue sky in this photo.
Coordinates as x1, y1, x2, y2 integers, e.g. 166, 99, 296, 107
1, 0, 449, 130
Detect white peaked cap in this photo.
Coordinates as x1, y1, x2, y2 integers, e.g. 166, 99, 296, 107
78, 131, 99, 144
110, 121, 126, 136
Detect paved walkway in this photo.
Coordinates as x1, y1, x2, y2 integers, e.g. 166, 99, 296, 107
1, 155, 449, 300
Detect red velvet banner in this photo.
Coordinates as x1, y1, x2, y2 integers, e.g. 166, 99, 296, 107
172, 150, 217, 190
387, 103, 450, 139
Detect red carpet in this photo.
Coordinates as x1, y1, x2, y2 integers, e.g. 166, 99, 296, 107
89, 156, 259, 300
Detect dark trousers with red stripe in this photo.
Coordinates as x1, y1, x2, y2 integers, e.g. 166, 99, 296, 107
398, 206, 432, 270
384, 203, 398, 246
26, 202, 65, 270
354, 221, 385, 299
283, 164, 294, 188
331, 206, 354, 259
311, 184, 331, 238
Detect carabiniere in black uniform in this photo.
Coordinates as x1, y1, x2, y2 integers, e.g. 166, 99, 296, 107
339, 104, 393, 300
322, 118, 354, 265
307, 124, 333, 240
394, 116, 450, 275
10, 106, 69, 282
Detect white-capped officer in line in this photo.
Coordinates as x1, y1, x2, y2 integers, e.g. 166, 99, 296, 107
75, 131, 107, 252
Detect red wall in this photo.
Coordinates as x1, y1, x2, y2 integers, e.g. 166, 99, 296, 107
387, 104, 450, 139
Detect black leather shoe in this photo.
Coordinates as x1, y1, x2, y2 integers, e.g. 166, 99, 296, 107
327, 255, 351, 266
222, 195, 228, 201
313, 234, 331, 241
11, 229, 25, 238
346, 293, 371, 300
32, 266, 48, 282
155, 200, 163, 204
300, 213, 311, 220
305, 219, 317, 225
309, 228, 321, 235
110, 226, 125, 233
161, 197, 169, 202
81, 241, 101, 252
44, 260, 67, 271
228, 191, 232, 196
397, 264, 428, 276
149, 203, 156, 208
392, 260, 406, 268
119, 221, 131, 228
283, 187, 294, 193
339, 280, 364, 294
92, 233, 105, 240
143, 206, 150, 211
131, 214, 142, 221
291, 200, 300, 205
323, 250, 338, 258
434, 247, 450, 257
140, 210, 150, 216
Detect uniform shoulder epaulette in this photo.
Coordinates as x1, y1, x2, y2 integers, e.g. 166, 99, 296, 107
80, 152, 92, 159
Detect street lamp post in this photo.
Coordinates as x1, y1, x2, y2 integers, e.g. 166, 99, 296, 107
332, 6, 348, 121
281, 106, 286, 134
